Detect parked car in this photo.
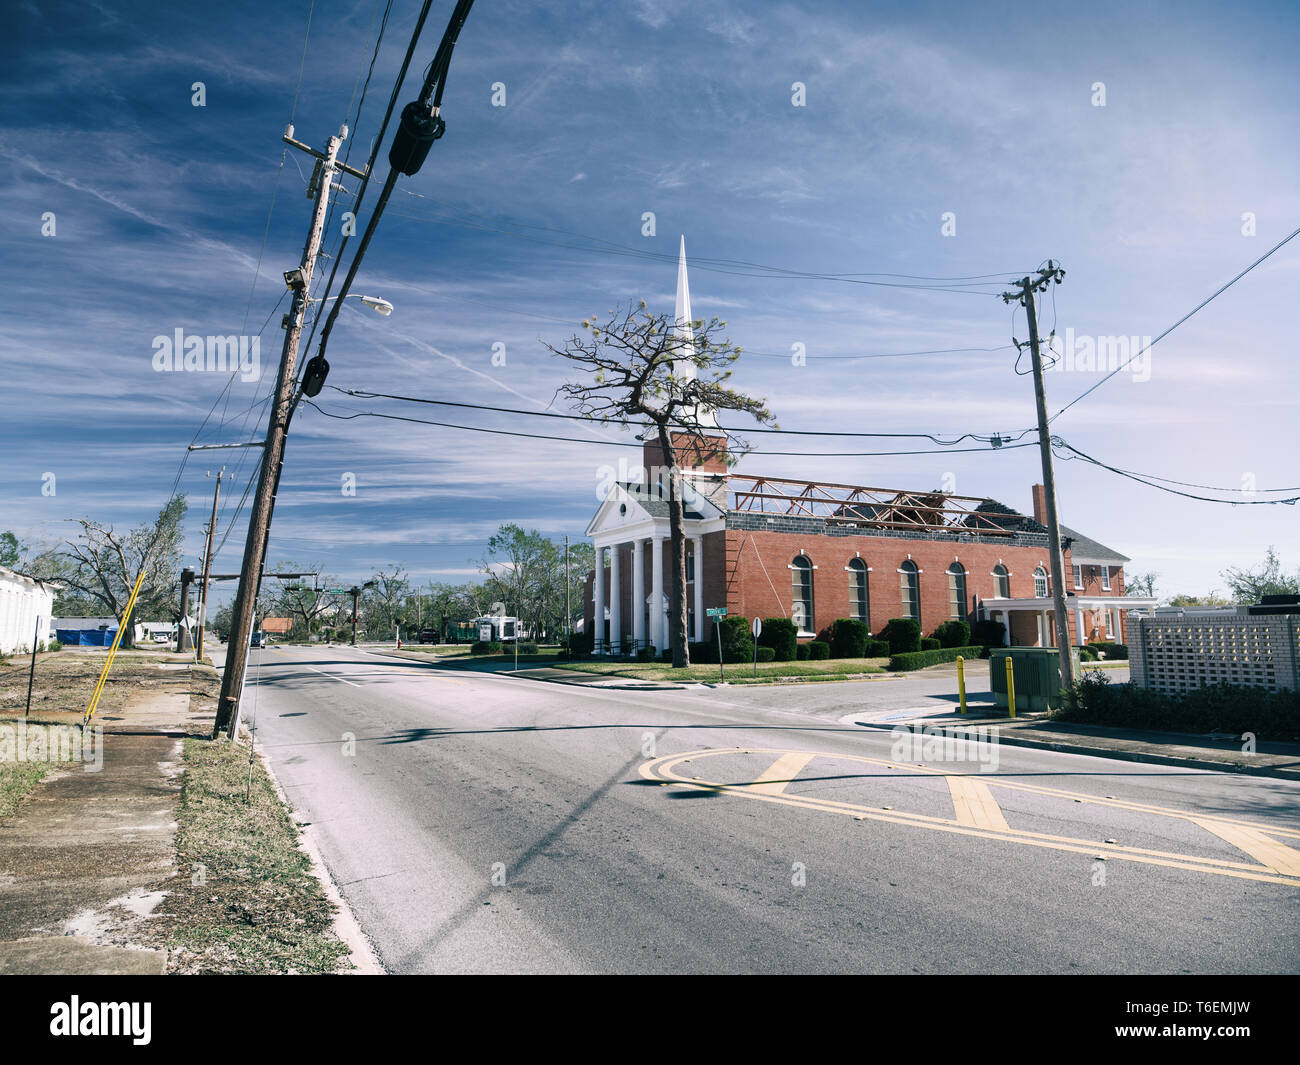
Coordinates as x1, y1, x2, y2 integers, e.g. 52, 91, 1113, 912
151, 633, 170, 644
417, 629, 440, 644
250, 631, 265, 648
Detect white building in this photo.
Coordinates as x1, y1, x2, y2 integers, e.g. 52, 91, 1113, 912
0, 566, 58, 655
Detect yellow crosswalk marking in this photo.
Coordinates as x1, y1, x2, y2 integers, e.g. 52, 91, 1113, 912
1192, 818, 1300, 877
747, 752, 816, 795
640, 748, 1300, 888
947, 775, 1011, 831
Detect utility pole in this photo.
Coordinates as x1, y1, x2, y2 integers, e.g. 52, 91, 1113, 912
564, 535, 571, 657
195, 468, 222, 660
214, 125, 365, 739
1003, 261, 1074, 690
175, 568, 195, 652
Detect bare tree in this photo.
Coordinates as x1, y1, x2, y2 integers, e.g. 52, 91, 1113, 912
43, 497, 188, 648
550, 303, 773, 667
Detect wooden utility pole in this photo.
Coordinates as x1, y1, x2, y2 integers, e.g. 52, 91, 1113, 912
195, 468, 222, 660
564, 535, 570, 656
215, 126, 363, 739
1003, 262, 1075, 690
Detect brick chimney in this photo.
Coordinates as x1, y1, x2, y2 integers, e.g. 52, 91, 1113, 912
1031, 483, 1047, 525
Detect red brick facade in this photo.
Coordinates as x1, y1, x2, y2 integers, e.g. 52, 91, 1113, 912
585, 528, 1129, 647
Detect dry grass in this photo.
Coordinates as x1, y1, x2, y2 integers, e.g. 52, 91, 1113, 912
143, 736, 352, 974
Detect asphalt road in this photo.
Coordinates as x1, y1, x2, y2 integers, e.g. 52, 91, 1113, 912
218, 644, 1300, 974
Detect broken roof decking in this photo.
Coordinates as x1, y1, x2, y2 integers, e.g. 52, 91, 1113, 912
726, 475, 1036, 538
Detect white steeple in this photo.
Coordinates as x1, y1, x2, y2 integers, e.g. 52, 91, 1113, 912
670, 235, 716, 428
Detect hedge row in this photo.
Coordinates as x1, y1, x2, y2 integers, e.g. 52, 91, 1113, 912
1087, 641, 1129, 660
887, 645, 985, 672
1058, 671, 1300, 740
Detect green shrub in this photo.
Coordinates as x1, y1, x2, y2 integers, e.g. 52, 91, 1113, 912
637, 646, 657, 662
932, 620, 971, 649
1078, 645, 1099, 661
757, 617, 798, 661
808, 641, 831, 660
661, 647, 672, 662
689, 641, 714, 663
796, 643, 811, 661
921, 637, 941, 651
471, 640, 503, 655
880, 617, 921, 655
888, 645, 984, 672
1059, 672, 1299, 740
565, 629, 593, 657
970, 619, 1006, 649
1087, 641, 1128, 660
756, 646, 776, 663
865, 638, 891, 657
828, 618, 869, 659
516, 641, 539, 655
713, 615, 754, 663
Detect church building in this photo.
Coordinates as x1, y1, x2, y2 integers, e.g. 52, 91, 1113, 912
583, 240, 1153, 654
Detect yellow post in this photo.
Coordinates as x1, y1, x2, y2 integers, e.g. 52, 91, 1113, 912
85, 569, 147, 728
956, 655, 967, 714
1005, 656, 1016, 718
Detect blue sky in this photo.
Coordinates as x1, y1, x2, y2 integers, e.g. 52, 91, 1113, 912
3, 0, 1298, 604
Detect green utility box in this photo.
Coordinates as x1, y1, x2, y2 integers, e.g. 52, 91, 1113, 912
989, 646, 1081, 713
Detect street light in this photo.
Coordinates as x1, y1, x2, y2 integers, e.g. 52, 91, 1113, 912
308, 293, 394, 316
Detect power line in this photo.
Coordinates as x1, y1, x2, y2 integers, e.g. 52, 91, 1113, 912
379, 199, 1019, 295
303, 398, 1038, 458
324, 384, 1029, 445
1054, 440, 1300, 505
1051, 222, 1300, 421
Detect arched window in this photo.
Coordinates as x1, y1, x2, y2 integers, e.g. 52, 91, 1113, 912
899, 560, 920, 622
847, 558, 869, 624
791, 555, 815, 633
992, 564, 1010, 599
1034, 566, 1049, 598
947, 562, 967, 621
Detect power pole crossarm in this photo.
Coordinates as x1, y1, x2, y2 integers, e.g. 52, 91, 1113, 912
1003, 262, 1075, 691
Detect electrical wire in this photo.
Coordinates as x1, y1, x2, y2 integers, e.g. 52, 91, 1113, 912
379, 199, 1019, 295
303, 398, 1038, 458
1051, 222, 1300, 422
1054, 440, 1300, 505
323, 384, 1032, 446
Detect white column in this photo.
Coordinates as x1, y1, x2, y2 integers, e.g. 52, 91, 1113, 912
692, 535, 705, 644
1076, 607, 1085, 647
650, 535, 665, 651
632, 539, 646, 650
609, 543, 622, 654
593, 545, 605, 655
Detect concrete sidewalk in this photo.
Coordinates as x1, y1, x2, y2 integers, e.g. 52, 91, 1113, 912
0, 730, 183, 974
0, 661, 218, 975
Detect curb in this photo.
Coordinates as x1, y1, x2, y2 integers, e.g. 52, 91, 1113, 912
851, 719, 1300, 781
250, 730, 385, 975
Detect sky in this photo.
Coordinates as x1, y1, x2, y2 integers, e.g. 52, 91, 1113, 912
3, 0, 1298, 606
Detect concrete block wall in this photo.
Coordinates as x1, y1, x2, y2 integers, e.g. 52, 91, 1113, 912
1128, 614, 1300, 694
